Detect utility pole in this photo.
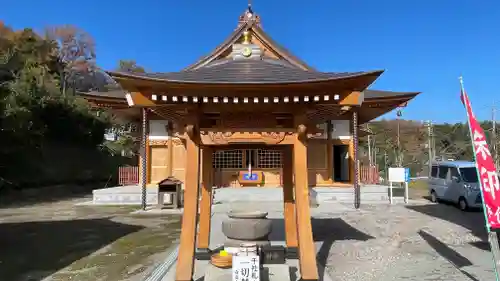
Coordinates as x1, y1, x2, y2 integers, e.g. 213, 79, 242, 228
396, 109, 403, 167
384, 150, 389, 183
425, 120, 433, 177
493, 106, 498, 169
367, 124, 373, 167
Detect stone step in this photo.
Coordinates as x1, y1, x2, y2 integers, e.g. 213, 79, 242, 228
92, 186, 175, 205
91, 185, 394, 205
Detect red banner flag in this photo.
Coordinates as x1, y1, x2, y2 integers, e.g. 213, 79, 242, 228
461, 77, 500, 229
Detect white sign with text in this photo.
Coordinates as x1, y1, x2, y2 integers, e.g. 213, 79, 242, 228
232, 254, 260, 281
388, 167, 406, 183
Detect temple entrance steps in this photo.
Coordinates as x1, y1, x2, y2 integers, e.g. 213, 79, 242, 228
91, 185, 167, 205
89, 184, 406, 205
213, 185, 395, 204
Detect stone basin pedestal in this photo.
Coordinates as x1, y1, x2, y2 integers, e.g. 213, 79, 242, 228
222, 211, 272, 247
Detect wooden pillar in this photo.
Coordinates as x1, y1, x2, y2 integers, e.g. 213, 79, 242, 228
167, 122, 174, 177
293, 117, 319, 281
146, 135, 151, 184
353, 110, 361, 209
326, 121, 334, 183
282, 146, 298, 255
348, 138, 355, 184
197, 146, 213, 253
175, 122, 200, 281
140, 108, 149, 210
138, 116, 151, 187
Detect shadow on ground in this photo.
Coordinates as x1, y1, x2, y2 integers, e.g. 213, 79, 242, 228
0, 183, 104, 209
0, 217, 143, 281
269, 218, 374, 280
407, 204, 488, 251
419, 230, 479, 281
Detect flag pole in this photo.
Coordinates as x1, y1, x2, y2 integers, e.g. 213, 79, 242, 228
460, 76, 500, 281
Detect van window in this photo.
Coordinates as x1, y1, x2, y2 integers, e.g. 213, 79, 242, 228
450, 168, 460, 179
438, 166, 449, 179
459, 167, 479, 183
431, 166, 438, 177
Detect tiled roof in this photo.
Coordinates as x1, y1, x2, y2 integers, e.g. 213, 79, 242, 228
108, 59, 383, 84
364, 89, 420, 99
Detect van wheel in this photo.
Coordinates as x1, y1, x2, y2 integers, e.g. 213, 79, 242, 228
458, 197, 468, 211
430, 190, 438, 203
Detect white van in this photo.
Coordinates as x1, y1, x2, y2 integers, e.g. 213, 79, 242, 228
428, 161, 482, 211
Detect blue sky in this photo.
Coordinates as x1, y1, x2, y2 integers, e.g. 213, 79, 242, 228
2, 0, 500, 123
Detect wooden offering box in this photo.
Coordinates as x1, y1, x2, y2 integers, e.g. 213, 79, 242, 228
237, 171, 264, 185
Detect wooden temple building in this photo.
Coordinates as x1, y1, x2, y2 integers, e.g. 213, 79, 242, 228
82, 5, 420, 281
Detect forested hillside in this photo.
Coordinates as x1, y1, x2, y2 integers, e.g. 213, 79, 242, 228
0, 21, 132, 189
359, 119, 496, 177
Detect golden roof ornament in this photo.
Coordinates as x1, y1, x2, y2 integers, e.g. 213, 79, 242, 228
242, 30, 251, 44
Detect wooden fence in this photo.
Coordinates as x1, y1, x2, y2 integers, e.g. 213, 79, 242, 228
118, 166, 139, 186
360, 165, 380, 184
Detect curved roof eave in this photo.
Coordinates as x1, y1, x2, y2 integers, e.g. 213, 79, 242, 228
106, 69, 385, 86
78, 90, 128, 100
364, 89, 421, 100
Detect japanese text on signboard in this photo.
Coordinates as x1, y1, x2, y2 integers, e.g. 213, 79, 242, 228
232, 255, 260, 281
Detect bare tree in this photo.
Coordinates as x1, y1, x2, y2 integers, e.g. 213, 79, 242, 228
44, 25, 96, 95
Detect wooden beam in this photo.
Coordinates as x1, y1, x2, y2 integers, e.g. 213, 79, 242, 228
326, 121, 333, 183
175, 122, 201, 281
282, 146, 298, 249
167, 123, 174, 177
293, 116, 319, 281
197, 147, 214, 250
199, 131, 296, 146
339, 91, 363, 106
128, 91, 156, 107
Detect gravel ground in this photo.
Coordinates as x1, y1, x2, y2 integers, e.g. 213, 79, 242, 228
211, 200, 494, 281
0, 195, 181, 281
315, 202, 494, 281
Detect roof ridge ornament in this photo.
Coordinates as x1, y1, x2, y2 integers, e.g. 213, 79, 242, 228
247, 0, 253, 17
238, 1, 261, 27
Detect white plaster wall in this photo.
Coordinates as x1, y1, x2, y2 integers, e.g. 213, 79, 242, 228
330, 120, 351, 140
148, 120, 170, 140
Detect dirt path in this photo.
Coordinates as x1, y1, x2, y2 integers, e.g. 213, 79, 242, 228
0, 196, 181, 281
